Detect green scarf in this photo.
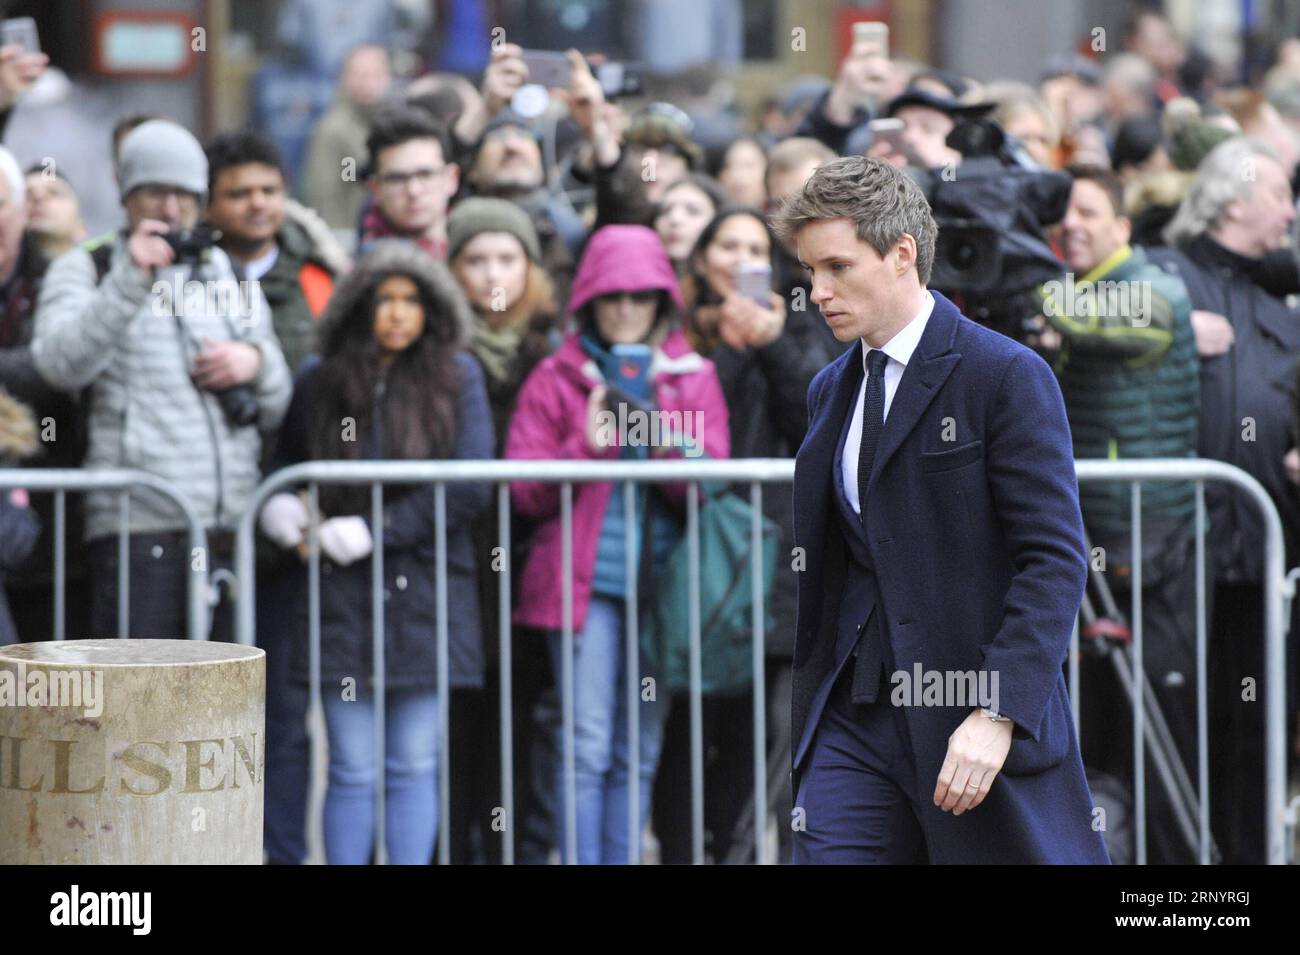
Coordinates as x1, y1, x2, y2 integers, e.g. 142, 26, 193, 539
470, 314, 525, 389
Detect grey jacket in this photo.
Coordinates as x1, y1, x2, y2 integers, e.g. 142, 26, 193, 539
31, 237, 292, 540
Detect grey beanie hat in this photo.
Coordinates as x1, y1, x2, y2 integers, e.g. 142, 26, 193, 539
117, 120, 209, 201
447, 197, 542, 264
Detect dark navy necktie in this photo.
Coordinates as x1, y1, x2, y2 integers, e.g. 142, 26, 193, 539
856, 348, 888, 520
851, 347, 888, 704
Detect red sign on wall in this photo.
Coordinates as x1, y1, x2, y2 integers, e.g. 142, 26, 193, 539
94, 11, 198, 78
836, 3, 894, 62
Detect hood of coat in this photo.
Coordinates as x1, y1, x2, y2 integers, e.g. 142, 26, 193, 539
567, 224, 684, 316
280, 197, 352, 275
316, 240, 473, 355
0, 388, 38, 464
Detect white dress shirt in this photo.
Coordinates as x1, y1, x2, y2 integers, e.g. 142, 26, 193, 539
842, 291, 935, 515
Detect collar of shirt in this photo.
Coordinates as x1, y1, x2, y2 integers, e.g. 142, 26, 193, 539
861, 289, 935, 375
238, 245, 281, 283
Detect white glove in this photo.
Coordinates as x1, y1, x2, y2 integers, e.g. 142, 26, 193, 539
318, 516, 374, 567
259, 492, 308, 549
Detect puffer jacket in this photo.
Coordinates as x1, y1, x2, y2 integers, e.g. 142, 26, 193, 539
1042, 244, 1200, 537
31, 237, 292, 539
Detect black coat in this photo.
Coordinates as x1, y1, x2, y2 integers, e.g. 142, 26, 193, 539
273, 352, 494, 690
1149, 236, 1300, 583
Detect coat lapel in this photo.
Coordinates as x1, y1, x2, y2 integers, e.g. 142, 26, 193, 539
864, 292, 963, 500
794, 343, 864, 513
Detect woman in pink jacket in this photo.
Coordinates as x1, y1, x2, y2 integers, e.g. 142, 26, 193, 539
506, 224, 730, 864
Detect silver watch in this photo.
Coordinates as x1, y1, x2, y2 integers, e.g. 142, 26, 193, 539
981, 707, 1010, 722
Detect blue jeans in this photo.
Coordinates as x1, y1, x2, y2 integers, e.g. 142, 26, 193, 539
548, 596, 670, 864
321, 688, 439, 865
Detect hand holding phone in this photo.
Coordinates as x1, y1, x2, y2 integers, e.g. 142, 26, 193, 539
852, 20, 888, 56
520, 49, 571, 89
607, 343, 653, 402
735, 262, 772, 306
0, 18, 39, 55
867, 117, 918, 166
0, 16, 47, 110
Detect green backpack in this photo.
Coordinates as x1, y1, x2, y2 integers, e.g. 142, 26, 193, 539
639, 479, 780, 696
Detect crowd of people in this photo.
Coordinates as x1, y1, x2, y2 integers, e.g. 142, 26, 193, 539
1, 8, 1300, 865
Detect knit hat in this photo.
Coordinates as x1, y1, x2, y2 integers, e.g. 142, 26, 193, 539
1168, 122, 1235, 172
625, 104, 703, 169
447, 197, 542, 264
117, 120, 209, 202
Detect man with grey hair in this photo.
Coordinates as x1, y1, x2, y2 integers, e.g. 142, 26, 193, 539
775, 155, 1107, 863
1149, 135, 1300, 864
31, 120, 292, 641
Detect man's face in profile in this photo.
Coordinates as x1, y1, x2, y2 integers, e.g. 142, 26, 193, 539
797, 216, 901, 345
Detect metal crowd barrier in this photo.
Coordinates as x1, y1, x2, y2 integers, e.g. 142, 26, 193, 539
234, 459, 791, 865
227, 457, 1289, 865
0, 468, 209, 640
1073, 459, 1290, 865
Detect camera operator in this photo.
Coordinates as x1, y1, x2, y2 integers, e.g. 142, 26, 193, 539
873, 87, 1072, 348
31, 120, 292, 640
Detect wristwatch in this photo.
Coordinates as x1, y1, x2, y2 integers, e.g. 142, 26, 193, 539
980, 707, 1010, 723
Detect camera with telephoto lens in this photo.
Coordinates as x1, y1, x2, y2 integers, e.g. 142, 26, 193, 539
910, 118, 1071, 344
162, 222, 220, 267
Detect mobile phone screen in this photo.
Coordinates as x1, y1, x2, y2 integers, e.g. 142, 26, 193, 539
520, 49, 570, 89
0, 17, 39, 55
608, 343, 653, 402
853, 21, 888, 53
735, 263, 772, 306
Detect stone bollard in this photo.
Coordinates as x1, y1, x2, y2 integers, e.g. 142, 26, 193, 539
0, 639, 265, 864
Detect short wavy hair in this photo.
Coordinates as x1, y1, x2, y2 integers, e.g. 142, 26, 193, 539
770, 155, 938, 285
1163, 136, 1278, 246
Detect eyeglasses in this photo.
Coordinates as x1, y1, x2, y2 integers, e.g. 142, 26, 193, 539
135, 184, 200, 204
376, 166, 447, 192
596, 290, 659, 306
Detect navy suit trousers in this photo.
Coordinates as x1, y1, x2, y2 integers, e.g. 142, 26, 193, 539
793, 636, 930, 864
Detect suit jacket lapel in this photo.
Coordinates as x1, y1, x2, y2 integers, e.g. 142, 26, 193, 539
794, 343, 864, 562
864, 293, 963, 500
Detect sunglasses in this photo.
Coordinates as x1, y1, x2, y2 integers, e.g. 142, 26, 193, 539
596, 290, 659, 306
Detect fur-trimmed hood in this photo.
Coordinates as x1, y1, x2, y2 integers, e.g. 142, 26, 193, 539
0, 389, 38, 463
282, 197, 353, 276
316, 240, 474, 355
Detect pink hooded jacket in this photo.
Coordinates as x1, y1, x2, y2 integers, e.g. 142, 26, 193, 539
505, 225, 729, 632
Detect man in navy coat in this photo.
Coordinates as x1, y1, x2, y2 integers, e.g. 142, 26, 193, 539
772, 155, 1109, 864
